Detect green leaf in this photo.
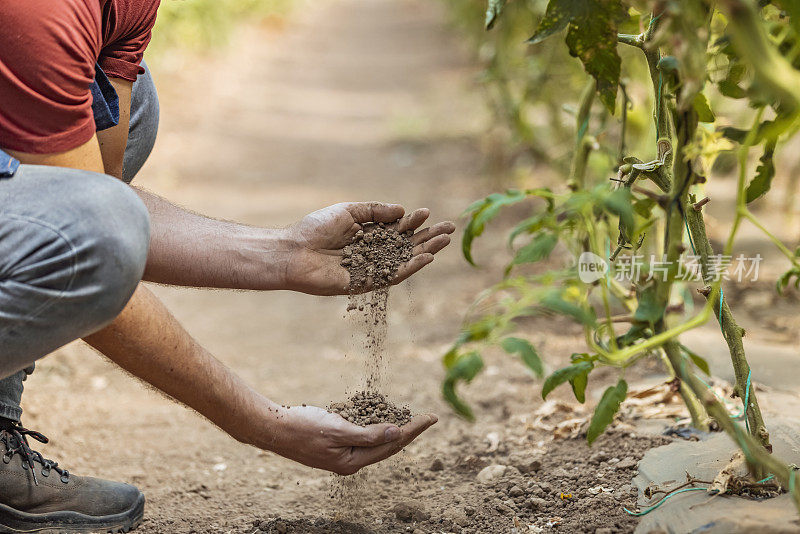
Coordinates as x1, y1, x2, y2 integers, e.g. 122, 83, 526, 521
777, 267, 800, 295
693, 93, 716, 123
615, 324, 648, 348
508, 214, 547, 246
462, 316, 499, 343
774, 0, 800, 36
527, 0, 571, 45
484, 0, 507, 30
442, 351, 485, 421
501, 337, 544, 377
542, 360, 594, 400
633, 197, 656, 218
462, 190, 527, 266
528, 0, 628, 112
745, 140, 776, 203
633, 286, 664, 324
602, 188, 634, 236
540, 291, 597, 326
679, 344, 710, 375
718, 80, 747, 99
512, 233, 558, 265
570, 371, 589, 403
587, 379, 627, 444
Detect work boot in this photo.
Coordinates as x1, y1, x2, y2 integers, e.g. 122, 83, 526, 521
0, 422, 144, 533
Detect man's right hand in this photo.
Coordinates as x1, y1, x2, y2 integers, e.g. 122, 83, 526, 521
262, 405, 437, 475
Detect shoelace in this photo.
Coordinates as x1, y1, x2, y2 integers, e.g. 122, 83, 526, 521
0, 424, 69, 486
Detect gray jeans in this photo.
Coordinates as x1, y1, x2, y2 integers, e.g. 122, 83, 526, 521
0, 62, 160, 420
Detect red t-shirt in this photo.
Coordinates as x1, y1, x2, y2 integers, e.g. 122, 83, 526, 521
0, 0, 160, 154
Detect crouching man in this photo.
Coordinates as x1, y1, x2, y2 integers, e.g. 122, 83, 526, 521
0, 0, 454, 531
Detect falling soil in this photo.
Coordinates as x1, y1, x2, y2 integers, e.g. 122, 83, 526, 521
328, 390, 412, 427
342, 221, 413, 390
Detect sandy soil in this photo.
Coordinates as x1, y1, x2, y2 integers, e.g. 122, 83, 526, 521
17, 1, 800, 533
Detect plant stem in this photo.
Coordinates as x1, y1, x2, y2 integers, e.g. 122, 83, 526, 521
663, 348, 800, 510
684, 198, 770, 450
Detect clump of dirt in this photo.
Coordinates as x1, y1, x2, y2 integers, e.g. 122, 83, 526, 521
342, 222, 414, 292
328, 390, 412, 426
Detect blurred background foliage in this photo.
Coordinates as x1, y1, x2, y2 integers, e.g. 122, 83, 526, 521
442, 0, 660, 186
149, 0, 296, 56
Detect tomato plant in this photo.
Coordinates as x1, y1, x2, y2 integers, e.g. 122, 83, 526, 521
443, 0, 800, 509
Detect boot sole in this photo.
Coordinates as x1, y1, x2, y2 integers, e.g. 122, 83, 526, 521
0, 492, 144, 533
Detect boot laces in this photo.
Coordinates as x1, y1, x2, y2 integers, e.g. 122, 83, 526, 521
0, 423, 69, 486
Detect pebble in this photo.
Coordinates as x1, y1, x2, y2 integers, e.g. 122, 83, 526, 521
476, 464, 508, 484
429, 458, 445, 472
393, 501, 429, 522
616, 457, 637, 469
508, 485, 524, 497
527, 497, 548, 511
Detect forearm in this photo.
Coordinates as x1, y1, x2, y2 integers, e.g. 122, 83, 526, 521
134, 187, 296, 290
83, 284, 279, 449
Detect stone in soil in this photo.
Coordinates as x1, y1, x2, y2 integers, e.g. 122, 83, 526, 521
328, 390, 412, 427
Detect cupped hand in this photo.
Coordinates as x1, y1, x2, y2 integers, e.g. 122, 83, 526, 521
266, 405, 437, 475
284, 202, 455, 295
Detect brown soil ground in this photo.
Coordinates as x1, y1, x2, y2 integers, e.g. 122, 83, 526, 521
18, 1, 800, 533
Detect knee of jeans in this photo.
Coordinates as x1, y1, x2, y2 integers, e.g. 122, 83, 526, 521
73, 177, 150, 325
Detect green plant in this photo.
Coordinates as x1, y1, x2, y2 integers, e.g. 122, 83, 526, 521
443, 0, 800, 509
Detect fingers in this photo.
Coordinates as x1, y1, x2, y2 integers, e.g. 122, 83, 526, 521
412, 234, 450, 256
391, 253, 434, 285
410, 221, 456, 246
348, 414, 438, 470
395, 208, 430, 234
344, 202, 405, 224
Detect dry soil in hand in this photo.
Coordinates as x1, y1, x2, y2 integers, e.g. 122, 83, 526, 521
328, 391, 412, 427
341, 222, 414, 292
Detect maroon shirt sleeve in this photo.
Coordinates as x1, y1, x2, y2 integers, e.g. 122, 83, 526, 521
99, 0, 161, 81
0, 0, 101, 154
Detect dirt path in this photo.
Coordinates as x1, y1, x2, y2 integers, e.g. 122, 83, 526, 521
19, 1, 800, 533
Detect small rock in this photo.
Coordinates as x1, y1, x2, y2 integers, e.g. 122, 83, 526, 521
476, 464, 508, 484
616, 457, 637, 469
508, 485, 524, 497
527, 497, 548, 511
464, 506, 476, 516
393, 501, 429, 522
518, 458, 542, 473
595, 528, 613, 534
456, 455, 488, 472
429, 458, 445, 472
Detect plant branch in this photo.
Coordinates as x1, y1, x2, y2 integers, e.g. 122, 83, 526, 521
683, 197, 770, 451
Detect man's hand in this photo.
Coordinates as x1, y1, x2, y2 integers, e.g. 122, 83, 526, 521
265, 405, 437, 475
284, 202, 455, 295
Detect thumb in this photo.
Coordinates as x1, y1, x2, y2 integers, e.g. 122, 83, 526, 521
341, 423, 402, 447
